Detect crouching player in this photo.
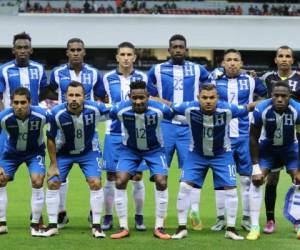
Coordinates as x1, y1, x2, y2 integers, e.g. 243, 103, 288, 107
44, 81, 110, 238
171, 84, 255, 240
247, 81, 300, 240
109, 80, 173, 240
0, 87, 49, 236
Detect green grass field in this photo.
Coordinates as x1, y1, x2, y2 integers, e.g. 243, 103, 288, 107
1, 126, 299, 249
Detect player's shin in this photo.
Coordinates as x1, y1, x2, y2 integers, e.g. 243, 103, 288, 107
249, 183, 263, 227
46, 189, 60, 224
115, 188, 128, 229
31, 187, 44, 223
132, 180, 145, 215
0, 187, 7, 222
240, 176, 251, 218
177, 182, 193, 226
90, 189, 104, 225
215, 189, 225, 217
225, 188, 238, 227
104, 180, 115, 215
155, 188, 168, 229
58, 180, 68, 213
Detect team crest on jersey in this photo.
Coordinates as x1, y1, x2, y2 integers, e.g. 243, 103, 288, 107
238, 79, 249, 90
84, 114, 94, 125
184, 65, 194, 76
82, 73, 92, 85
146, 114, 157, 125
215, 114, 225, 126
29, 68, 39, 80
29, 120, 40, 130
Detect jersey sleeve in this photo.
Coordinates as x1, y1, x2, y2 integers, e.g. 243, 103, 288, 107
93, 71, 106, 99
251, 106, 263, 128
147, 65, 158, 96
46, 111, 58, 139
199, 65, 209, 83
97, 102, 111, 121
230, 103, 248, 119
39, 66, 48, 89
49, 69, 58, 89
172, 102, 190, 115
254, 78, 267, 97
109, 104, 119, 120
162, 104, 174, 120
0, 68, 6, 94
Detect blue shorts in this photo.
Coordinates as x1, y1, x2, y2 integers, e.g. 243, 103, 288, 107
181, 151, 237, 188
0, 151, 46, 181
231, 137, 252, 176
0, 131, 7, 158
103, 134, 148, 173
116, 146, 168, 181
259, 143, 298, 172
161, 121, 190, 168
57, 149, 102, 182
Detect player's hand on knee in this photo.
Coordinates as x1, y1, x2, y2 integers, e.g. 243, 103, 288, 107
293, 171, 300, 185
0, 167, 6, 184
251, 164, 264, 186
47, 163, 60, 181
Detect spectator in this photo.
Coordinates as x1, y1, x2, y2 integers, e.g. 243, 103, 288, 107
83, 0, 91, 13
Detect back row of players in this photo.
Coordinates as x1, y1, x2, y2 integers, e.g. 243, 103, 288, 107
0, 32, 299, 240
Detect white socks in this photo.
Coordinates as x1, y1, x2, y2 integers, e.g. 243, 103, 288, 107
58, 181, 68, 213
90, 189, 104, 224
31, 187, 44, 223
155, 188, 168, 229
46, 189, 60, 224
225, 189, 238, 227
115, 188, 128, 229
240, 175, 251, 217
0, 187, 7, 222
190, 187, 200, 215
177, 182, 193, 225
132, 180, 145, 215
104, 180, 115, 215
249, 183, 263, 227
215, 189, 225, 217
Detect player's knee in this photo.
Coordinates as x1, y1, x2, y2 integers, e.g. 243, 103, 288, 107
31, 175, 44, 188
155, 176, 168, 191
266, 172, 280, 186
88, 178, 101, 190
0, 178, 8, 187
106, 172, 116, 181
131, 172, 143, 181
47, 180, 61, 190
115, 178, 127, 189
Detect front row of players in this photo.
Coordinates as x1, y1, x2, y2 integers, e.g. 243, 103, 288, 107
0, 80, 300, 240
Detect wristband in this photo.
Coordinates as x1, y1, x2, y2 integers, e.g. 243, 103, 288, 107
252, 164, 262, 175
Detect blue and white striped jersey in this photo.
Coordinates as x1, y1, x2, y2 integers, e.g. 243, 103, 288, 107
172, 101, 248, 156
110, 100, 174, 151
0, 60, 48, 107
211, 73, 267, 137
252, 98, 300, 146
47, 100, 109, 155
103, 69, 147, 135
0, 106, 49, 155
50, 63, 105, 103
147, 60, 209, 124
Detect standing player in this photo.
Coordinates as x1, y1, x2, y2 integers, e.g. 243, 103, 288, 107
44, 81, 109, 238
102, 42, 147, 231
49, 38, 105, 228
147, 34, 209, 229
210, 49, 267, 232
171, 84, 254, 240
0, 88, 49, 236
247, 81, 300, 240
261, 46, 300, 233
110, 81, 172, 240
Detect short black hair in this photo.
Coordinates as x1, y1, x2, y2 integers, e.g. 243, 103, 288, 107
130, 80, 147, 91
67, 38, 85, 49
11, 87, 31, 102
117, 41, 135, 53
200, 83, 217, 92
169, 34, 186, 47
66, 81, 86, 95
276, 45, 294, 57
13, 32, 31, 45
223, 49, 242, 59
272, 80, 290, 93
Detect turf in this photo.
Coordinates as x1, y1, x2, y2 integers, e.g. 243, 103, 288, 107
1, 126, 299, 249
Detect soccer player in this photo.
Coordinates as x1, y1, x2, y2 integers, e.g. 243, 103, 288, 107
171, 84, 255, 240
247, 81, 300, 240
147, 34, 209, 230
109, 80, 172, 240
261, 46, 300, 233
0, 87, 49, 236
210, 49, 267, 232
49, 38, 105, 228
102, 42, 147, 231
0, 32, 48, 152
43, 81, 109, 238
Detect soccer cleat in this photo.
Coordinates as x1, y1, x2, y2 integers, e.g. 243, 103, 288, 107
211, 216, 226, 231
263, 220, 275, 234
110, 227, 129, 239
30, 223, 44, 237
153, 227, 171, 240
92, 224, 106, 238
57, 211, 69, 229
225, 227, 244, 240
189, 211, 203, 231
172, 226, 188, 240
241, 216, 251, 232
0, 221, 8, 235
246, 226, 260, 240
102, 215, 113, 231
42, 224, 59, 237
297, 225, 300, 240
294, 223, 299, 233
30, 214, 46, 230
135, 214, 146, 231
88, 210, 92, 229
